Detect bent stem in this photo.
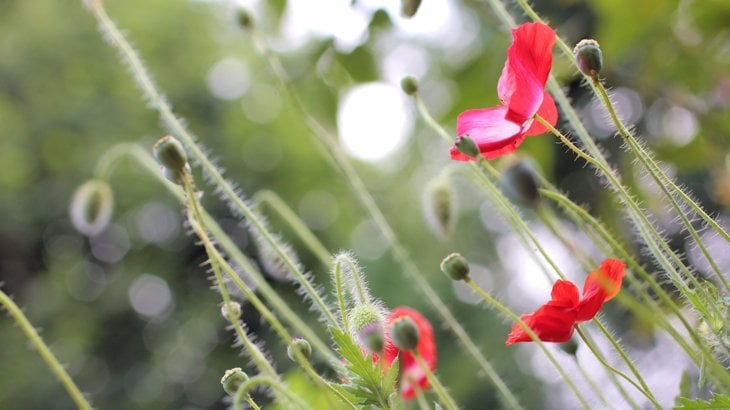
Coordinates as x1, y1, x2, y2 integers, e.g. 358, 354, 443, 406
412, 351, 460, 410
233, 375, 311, 410
462, 277, 591, 409
0, 289, 93, 410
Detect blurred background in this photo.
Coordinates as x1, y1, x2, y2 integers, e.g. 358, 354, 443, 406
2, 0, 730, 408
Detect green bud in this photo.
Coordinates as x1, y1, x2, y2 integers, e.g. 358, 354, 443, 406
400, 76, 419, 96
400, 0, 422, 18
220, 301, 242, 322
390, 316, 420, 351
70, 179, 114, 236
559, 337, 579, 356
423, 175, 455, 239
454, 135, 480, 159
349, 305, 386, 353
499, 158, 542, 208
221, 367, 248, 396
237, 9, 254, 30
287, 338, 312, 362
573, 39, 602, 80
440, 253, 470, 281
153, 135, 188, 173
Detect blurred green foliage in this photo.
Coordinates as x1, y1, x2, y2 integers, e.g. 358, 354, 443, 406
1, 0, 730, 408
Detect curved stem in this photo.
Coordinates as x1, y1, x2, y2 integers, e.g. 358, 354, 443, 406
332, 262, 351, 335
412, 351, 460, 410
0, 290, 93, 410
232, 375, 310, 410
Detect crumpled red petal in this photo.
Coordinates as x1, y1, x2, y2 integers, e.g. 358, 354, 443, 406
576, 259, 626, 322
505, 280, 579, 345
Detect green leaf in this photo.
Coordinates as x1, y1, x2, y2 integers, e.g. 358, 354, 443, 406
674, 393, 730, 409
675, 370, 692, 407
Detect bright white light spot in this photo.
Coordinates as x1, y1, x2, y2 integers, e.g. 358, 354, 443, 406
586, 87, 643, 138
282, 0, 370, 51
207, 57, 249, 100
662, 106, 697, 146
382, 44, 429, 83
129, 274, 173, 318
338, 82, 413, 162
90, 224, 130, 263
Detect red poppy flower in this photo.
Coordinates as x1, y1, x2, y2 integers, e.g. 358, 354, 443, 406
451, 22, 558, 161
505, 259, 625, 345
373, 306, 437, 400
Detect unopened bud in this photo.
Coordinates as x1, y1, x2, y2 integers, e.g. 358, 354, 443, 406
559, 337, 579, 356
221, 367, 248, 396
390, 316, 419, 351
220, 301, 242, 322
153, 135, 188, 173
400, 0, 422, 18
440, 253, 470, 281
423, 176, 455, 239
454, 135, 480, 159
287, 338, 312, 362
400, 76, 419, 96
70, 179, 114, 236
237, 9, 254, 30
499, 158, 542, 208
161, 163, 191, 186
573, 39, 602, 80
350, 305, 386, 353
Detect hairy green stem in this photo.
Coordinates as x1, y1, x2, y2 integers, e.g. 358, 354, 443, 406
412, 351, 460, 410
232, 375, 311, 410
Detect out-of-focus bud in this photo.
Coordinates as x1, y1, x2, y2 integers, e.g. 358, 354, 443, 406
220, 301, 242, 322
237, 9, 254, 31
287, 337, 312, 362
153, 135, 188, 173
400, 0, 422, 18
499, 158, 542, 208
350, 305, 386, 353
221, 367, 248, 396
573, 39, 602, 80
400, 76, 419, 96
390, 316, 420, 351
454, 135, 480, 159
423, 175, 455, 239
70, 179, 114, 236
559, 337, 579, 356
440, 253, 470, 281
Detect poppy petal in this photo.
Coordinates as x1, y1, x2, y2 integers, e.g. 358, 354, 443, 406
576, 259, 625, 322
453, 106, 525, 161
505, 302, 577, 345
524, 90, 558, 136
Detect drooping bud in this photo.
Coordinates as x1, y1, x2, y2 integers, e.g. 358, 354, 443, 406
454, 135, 480, 159
390, 316, 420, 351
220, 301, 242, 322
400, 76, 419, 96
349, 304, 386, 353
499, 158, 542, 208
287, 337, 312, 362
236, 9, 254, 31
559, 337, 579, 356
423, 175, 455, 239
573, 39, 603, 80
221, 367, 248, 396
440, 253, 470, 281
400, 0, 422, 18
153, 135, 188, 173
70, 179, 114, 236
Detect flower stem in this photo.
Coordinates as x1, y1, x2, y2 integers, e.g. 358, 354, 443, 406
0, 289, 93, 410
462, 278, 591, 409
232, 375, 311, 410
412, 351, 460, 410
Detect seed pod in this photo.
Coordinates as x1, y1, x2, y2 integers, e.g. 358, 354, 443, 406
454, 135, 480, 159
573, 39, 603, 80
400, 76, 419, 96
221, 367, 248, 396
287, 338, 312, 362
70, 179, 114, 236
153, 135, 188, 173
440, 253, 470, 281
390, 316, 420, 351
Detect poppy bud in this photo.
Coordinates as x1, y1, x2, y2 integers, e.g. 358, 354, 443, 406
350, 305, 386, 353
220, 301, 242, 322
221, 367, 248, 396
440, 253, 470, 281
454, 135, 480, 159
70, 179, 114, 236
400, 0, 422, 18
287, 337, 312, 362
237, 9, 254, 31
400, 76, 419, 96
559, 337, 579, 356
423, 176, 455, 239
153, 135, 188, 173
390, 316, 420, 351
499, 158, 542, 208
573, 39, 603, 80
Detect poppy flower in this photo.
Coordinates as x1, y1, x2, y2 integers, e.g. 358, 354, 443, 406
505, 259, 625, 345
372, 306, 437, 400
451, 22, 558, 161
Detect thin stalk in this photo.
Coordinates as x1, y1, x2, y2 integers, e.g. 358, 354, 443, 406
462, 278, 591, 409
332, 262, 351, 335
0, 290, 93, 410
412, 351, 460, 410
232, 375, 311, 410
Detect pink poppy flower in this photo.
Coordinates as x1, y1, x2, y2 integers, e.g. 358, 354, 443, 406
451, 22, 558, 161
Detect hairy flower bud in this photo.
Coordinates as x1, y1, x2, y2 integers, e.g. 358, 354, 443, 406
350, 305, 386, 353
573, 39, 602, 80
423, 175, 455, 239
400, 0, 422, 18
287, 338, 312, 362
70, 179, 114, 236
153, 135, 188, 173
440, 253, 470, 281
454, 135, 480, 159
221, 367, 248, 396
400, 76, 419, 96
499, 158, 542, 208
220, 301, 242, 322
390, 316, 420, 351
